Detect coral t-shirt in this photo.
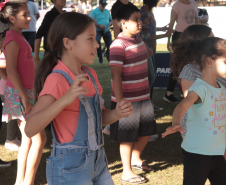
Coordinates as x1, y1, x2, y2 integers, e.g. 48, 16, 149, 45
172, 0, 198, 32
39, 61, 103, 143
3, 30, 35, 89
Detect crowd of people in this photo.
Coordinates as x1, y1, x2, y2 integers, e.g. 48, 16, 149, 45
1, 0, 226, 185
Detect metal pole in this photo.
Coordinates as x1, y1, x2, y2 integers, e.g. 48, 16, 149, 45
41, 0, 43, 10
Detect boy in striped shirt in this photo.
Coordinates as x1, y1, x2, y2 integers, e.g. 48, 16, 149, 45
109, 4, 157, 184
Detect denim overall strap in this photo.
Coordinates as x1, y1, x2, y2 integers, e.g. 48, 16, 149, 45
76, 66, 104, 150
52, 69, 74, 85
51, 69, 103, 152
50, 70, 90, 156
82, 66, 105, 129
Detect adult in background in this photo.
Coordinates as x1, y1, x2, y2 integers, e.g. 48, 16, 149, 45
82, 1, 87, 13
90, 0, 112, 64
22, 0, 39, 52
158, 0, 166, 7
34, 0, 66, 64
165, 0, 172, 7
77, 0, 83, 13
111, 0, 132, 39
85, 0, 92, 15
164, 0, 198, 103
140, 0, 172, 112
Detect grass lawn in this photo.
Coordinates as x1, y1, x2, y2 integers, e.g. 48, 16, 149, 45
0, 46, 210, 185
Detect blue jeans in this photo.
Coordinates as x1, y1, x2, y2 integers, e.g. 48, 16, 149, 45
96, 30, 112, 62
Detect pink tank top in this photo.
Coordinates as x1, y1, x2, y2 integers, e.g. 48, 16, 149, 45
3, 30, 35, 89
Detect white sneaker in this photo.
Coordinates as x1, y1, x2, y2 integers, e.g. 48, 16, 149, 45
5, 138, 21, 151
149, 134, 158, 142
103, 125, 110, 136
14, 138, 21, 146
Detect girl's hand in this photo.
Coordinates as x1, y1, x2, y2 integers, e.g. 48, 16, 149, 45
147, 47, 153, 57
167, 42, 172, 52
161, 24, 169, 31
22, 97, 32, 113
162, 124, 184, 138
116, 99, 133, 118
63, 74, 89, 106
34, 56, 40, 65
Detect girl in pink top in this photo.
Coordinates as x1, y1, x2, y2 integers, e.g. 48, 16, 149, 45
0, 1, 46, 185
0, 27, 21, 152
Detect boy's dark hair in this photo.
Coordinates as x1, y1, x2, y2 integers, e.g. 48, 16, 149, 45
115, 4, 140, 28
34, 12, 94, 103
143, 0, 158, 10
0, 0, 26, 24
170, 24, 212, 79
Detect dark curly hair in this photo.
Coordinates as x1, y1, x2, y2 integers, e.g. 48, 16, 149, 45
194, 37, 226, 69
143, 0, 158, 10
170, 24, 212, 79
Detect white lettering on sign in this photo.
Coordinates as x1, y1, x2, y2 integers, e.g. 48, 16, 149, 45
156, 68, 171, 74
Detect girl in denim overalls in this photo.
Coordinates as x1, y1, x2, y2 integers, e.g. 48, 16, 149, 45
25, 12, 133, 185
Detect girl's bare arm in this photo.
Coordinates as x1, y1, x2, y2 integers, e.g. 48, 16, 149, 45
181, 79, 194, 97
25, 74, 89, 137
25, 94, 67, 137
162, 91, 199, 137
167, 10, 178, 51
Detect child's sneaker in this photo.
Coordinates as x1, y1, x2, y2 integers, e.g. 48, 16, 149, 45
103, 125, 110, 136
5, 138, 21, 151
0, 159, 11, 167
163, 94, 179, 103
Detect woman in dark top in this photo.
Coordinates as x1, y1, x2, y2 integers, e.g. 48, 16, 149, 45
34, 0, 66, 64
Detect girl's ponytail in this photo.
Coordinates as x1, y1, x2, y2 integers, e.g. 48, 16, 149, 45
34, 52, 58, 103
